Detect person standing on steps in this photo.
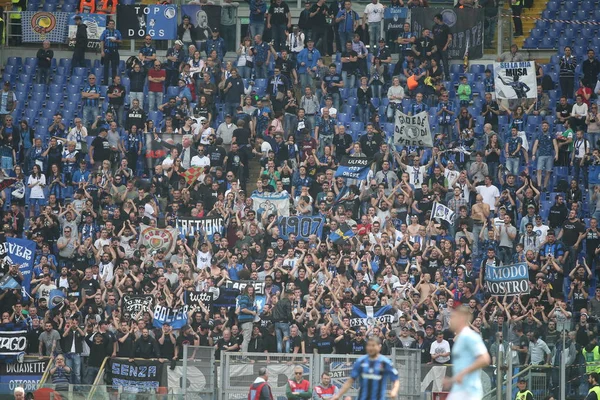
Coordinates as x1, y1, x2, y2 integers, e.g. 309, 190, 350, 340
71, 16, 88, 73
509, 0, 523, 37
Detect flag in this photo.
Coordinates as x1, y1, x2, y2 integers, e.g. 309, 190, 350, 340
0, 178, 17, 192
251, 192, 290, 217
0, 275, 20, 291
431, 201, 455, 223
350, 305, 395, 327
334, 157, 371, 180
22, 12, 70, 43
494, 61, 536, 100
394, 111, 433, 147
116, 5, 178, 40
68, 13, 106, 50
179, 166, 205, 185
463, 36, 469, 73
329, 223, 355, 245
48, 289, 66, 309
138, 224, 178, 254
3, 238, 36, 297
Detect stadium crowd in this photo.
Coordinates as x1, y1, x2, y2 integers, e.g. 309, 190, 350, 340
0, 0, 599, 397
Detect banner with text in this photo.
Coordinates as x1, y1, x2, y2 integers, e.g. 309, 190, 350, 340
0, 323, 28, 363
1, 238, 36, 298
68, 14, 106, 49
350, 305, 395, 327
176, 217, 225, 242
394, 111, 433, 147
384, 7, 409, 32
485, 262, 530, 295
108, 359, 166, 393
494, 61, 537, 100
116, 5, 178, 39
411, 8, 483, 59
251, 192, 290, 217
0, 359, 46, 394
152, 305, 189, 329
278, 216, 325, 240
225, 280, 266, 295
334, 156, 371, 180
185, 291, 213, 309
138, 224, 178, 255
22, 12, 70, 43
122, 295, 154, 321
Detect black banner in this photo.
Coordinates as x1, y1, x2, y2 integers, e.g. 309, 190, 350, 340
108, 359, 166, 393
225, 280, 266, 295
121, 295, 154, 321
0, 328, 28, 358
211, 287, 240, 308
0, 359, 46, 395
176, 217, 225, 241
412, 8, 484, 59
185, 291, 213, 309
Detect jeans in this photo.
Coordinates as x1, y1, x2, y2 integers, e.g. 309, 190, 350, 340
110, 104, 123, 125
472, 223, 484, 256
506, 156, 520, 176
103, 51, 119, 85
249, 21, 265, 38
130, 92, 144, 110
573, 159, 588, 187
37, 67, 50, 85
83, 106, 99, 128
386, 102, 401, 122
357, 104, 370, 124
254, 63, 268, 79
238, 65, 253, 80
339, 31, 352, 48
83, 366, 99, 385
342, 71, 356, 90
225, 103, 238, 118
148, 91, 163, 113
487, 161, 499, 184
371, 83, 383, 99
589, 132, 600, 150
65, 353, 82, 384
271, 24, 287, 52
368, 21, 382, 53
299, 73, 312, 91
274, 321, 290, 353
328, 92, 340, 112
284, 113, 296, 133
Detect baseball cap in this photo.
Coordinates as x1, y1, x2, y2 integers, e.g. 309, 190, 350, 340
175, 40, 184, 46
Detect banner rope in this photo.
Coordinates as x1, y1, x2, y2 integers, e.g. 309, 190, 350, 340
499, 12, 600, 26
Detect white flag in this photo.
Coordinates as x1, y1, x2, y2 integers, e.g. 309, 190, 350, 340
494, 61, 536, 100
394, 110, 433, 147
251, 192, 290, 217
431, 201, 455, 224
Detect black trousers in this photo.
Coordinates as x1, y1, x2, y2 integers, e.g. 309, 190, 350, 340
511, 5, 523, 35
71, 48, 86, 72
103, 51, 119, 85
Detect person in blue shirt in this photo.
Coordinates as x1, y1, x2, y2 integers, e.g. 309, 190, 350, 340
331, 335, 400, 400
296, 40, 321, 91
99, 19, 122, 86
206, 28, 227, 62
138, 35, 157, 71
504, 127, 523, 176
445, 306, 490, 400
436, 92, 455, 139
249, 0, 267, 38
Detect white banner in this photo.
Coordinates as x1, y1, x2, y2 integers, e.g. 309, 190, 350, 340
251, 192, 290, 217
494, 61, 536, 100
394, 111, 433, 147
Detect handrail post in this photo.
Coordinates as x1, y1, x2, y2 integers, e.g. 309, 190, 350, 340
560, 351, 566, 400
496, 351, 502, 400
505, 352, 513, 400
182, 344, 188, 397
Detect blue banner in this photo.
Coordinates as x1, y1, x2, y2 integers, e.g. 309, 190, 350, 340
334, 156, 371, 180
590, 165, 600, 185
22, 12, 70, 43
278, 216, 325, 240
0, 359, 46, 395
384, 7, 408, 32
3, 238, 36, 297
485, 262, 530, 295
152, 304, 188, 329
117, 5, 178, 39
350, 305, 395, 327
68, 13, 106, 49
0, 275, 21, 291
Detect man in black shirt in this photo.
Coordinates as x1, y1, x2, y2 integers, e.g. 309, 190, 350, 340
432, 14, 451, 79
157, 324, 177, 361
107, 75, 126, 125
36, 40, 54, 85
332, 126, 353, 159
374, 38, 392, 73
309, 0, 329, 55
412, 28, 435, 65
116, 321, 135, 358
125, 98, 147, 131
559, 209, 586, 265
480, 93, 500, 129
215, 328, 239, 360
224, 142, 249, 189
89, 128, 111, 167
313, 325, 335, 354
555, 96, 573, 125
134, 327, 161, 359
322, 64, 343, 112
80, 268, 101, 306
206, 136, 227, 168
267, 0, 292, 51
340, 41, 358, 89
272, 48, 298, 85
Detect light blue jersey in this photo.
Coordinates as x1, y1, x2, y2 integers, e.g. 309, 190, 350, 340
450, 327, 488, 398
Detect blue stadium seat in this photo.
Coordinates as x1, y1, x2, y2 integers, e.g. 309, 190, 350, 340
26, 2, 39, 10
530, 28, 543, 39
166, 86, 179, 98
575, 10, 588, 21
25, 57, 37, 67
535, 20, 550, 30
541, 10, 556, 20
62, 4, 76, 12
557, 9, 572, 20
254, 79, 267, 89
546, 0, 560, 11
523, 37, 539, 49
564, 0, 578, 11
23, 65, 36, 75
7, 57, 21, 66
42, 3, 56, 11
19, 74, 32, 83
541, 37, 557, 48
563, 27, 576, 38
346, 97, 358, 107
350, 121, 364, 133
581, 26, 595, 38
450, 64, 463, 75
582, 0, 595, 11
547, 28, 560, 38
4, 65, 16, 74
558, 37, 571, 48
338, 113, 351, 124
53, 75, 67, 86
59, 58, 72, 68
469, 64, 485, 74
71, 75, 84, 86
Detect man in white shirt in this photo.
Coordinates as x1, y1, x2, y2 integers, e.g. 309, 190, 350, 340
430, 331, 451, 364
570, 94, 589, 131
572, 129, 591, 186
533, 215, 549, 244
190, 144, 211, 181
362, 0, 385, 53
476, 175, 500, 212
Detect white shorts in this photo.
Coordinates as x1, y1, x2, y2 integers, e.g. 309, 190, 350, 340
447, 391, 482, 400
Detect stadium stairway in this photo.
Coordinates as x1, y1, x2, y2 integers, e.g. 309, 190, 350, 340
512, 3, 545, 49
